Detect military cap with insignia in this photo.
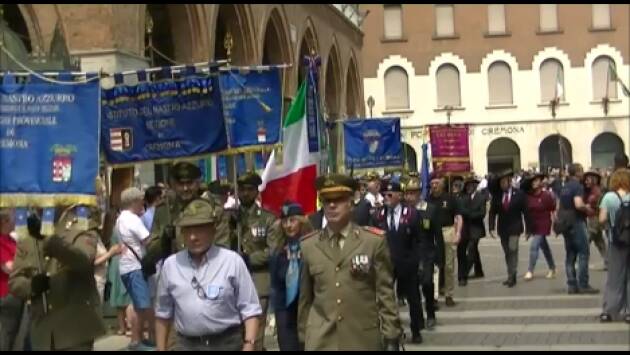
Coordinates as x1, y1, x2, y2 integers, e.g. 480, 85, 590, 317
170, 161, 201, 182
175, 198, 218, 227
384, 181, 402, 193
315, 174, 358, 199
237, 171, 263, 187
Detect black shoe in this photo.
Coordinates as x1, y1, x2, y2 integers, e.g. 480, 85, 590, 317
445, 297, 456, 307
579, 286, 599, 294
426, 318, 436, 330
568, 287, 579, 294
438, 289, 445, 296
502, 279, 510, 286
398, 298, 407, 306
624, 315, 630, 324
411, 333, 423, 344
599, 313, 612, 323
506, 279, 516, 288
458, 279, 467, 287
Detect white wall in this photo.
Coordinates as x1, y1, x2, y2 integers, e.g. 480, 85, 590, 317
364, 44, 630, 175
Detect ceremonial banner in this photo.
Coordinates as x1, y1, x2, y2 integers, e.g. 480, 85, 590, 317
0, 73, 100, 207
219, 67, 282, 151
428, 124, 471, 176
101, 69, 227, 165
343, 118, 402, 169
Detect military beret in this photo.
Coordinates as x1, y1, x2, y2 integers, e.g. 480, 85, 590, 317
315, 174, 358, 198
175, 199, 218, 227
170, 161, 201, 182
464, 176, 481, 187
237, 171, 262, 187
497, 169, 514, 180
384, 181, 402, 193
280, 201, 304, 218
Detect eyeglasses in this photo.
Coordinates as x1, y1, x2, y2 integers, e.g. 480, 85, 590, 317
191, 276, 208, 300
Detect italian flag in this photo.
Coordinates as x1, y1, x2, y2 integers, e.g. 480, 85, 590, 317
260, 81, 319, 216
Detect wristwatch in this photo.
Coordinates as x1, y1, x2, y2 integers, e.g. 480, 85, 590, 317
243, 339, 256, 345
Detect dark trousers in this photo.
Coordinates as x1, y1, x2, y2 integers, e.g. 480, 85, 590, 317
175, 325, 243, 351
437, 235, 445, 292
0, 294, 24, 351
457, 234, 471, 281
275, 302, 302, 351
418, 260, 436, 321
500, 235, 519, 281
396, 267, 422, 335
467, 236, 484, 276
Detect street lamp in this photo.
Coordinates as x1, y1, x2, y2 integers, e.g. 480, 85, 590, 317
367, 96, 374, 118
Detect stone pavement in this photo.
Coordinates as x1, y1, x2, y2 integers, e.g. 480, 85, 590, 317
401, 236, 630, 351
95, 236, 630, 351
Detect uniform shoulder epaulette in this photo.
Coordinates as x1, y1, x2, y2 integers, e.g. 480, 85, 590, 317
300, 230, 319, 242
362, 226, 386, 237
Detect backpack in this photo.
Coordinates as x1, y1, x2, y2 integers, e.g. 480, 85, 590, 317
611, 192, 630, 248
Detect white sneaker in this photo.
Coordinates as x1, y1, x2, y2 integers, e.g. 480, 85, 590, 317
546, 270, 556, 279
524, 271, 534, 281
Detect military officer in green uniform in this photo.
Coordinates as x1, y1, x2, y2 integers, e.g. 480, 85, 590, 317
143, 161, 228, 274
9, 205, 106, 351
220, 171, 281, 351
298, 174, 403, 351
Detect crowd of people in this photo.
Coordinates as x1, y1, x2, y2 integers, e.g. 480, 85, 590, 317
1, 155, 629, 351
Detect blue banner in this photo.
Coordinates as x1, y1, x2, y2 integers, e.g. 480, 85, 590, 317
0, 73, 100, 207
304, 55, 321, 153
343, 118, 402, 169
101, 70, 227, 165
217, 155, 229, 180
219, 67, 282, 150
420, 143, 430, 200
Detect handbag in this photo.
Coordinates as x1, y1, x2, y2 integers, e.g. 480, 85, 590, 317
103, 280, 112, 302
553, 209, 577, 236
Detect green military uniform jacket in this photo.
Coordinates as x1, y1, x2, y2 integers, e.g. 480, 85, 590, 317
222, 203, 280, 298
144, 195, 229, 266
297, 222, 402, 350
9, 229, 105, 350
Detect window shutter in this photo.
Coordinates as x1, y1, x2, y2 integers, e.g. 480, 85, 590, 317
435, 5, 455, 37
385, 67, 409, 109
488, 5, 506, 34
540, 59, 563, 102
592, 56, 617, 100
384, 5, 403, 39
592, 4, 611, 29
436, 64, 461, 107
488, 62, 513, 105
539, 4, 558, 31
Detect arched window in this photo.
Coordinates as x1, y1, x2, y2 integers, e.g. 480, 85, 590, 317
539, 59, 564, 102
592, 55, 617, 100
384, 66, 409, 110
436, 64, 461, 107
488, 61, 513, 105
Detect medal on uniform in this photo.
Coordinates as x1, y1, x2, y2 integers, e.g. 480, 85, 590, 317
359, 254, 370, 274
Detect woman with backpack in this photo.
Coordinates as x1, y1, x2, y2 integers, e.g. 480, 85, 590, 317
598, 168, 630, 324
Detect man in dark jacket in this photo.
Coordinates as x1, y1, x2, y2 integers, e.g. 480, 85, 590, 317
460, 177, 486, 283
371, 181, 424, 344
489, 169, 527, 287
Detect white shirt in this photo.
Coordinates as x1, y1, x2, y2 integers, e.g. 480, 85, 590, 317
477, 178, 488, 191
365, 192, 384, 208
387, 204, 402, 231
94, 238, 108, 302
322, 215, 328, 229
224, 196, 237, 209
117, 210, 151, 275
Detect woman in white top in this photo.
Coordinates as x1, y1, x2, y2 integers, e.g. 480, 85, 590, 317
116, 187, 156, 351
93, 238, 122, 303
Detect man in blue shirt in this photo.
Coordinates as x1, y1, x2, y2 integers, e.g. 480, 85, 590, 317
557, 163, 599, 295
155, 199, 262, 351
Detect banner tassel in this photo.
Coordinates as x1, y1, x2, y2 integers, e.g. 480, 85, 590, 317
40, 207, 56, 236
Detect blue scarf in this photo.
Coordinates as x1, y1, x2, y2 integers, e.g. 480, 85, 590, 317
285, 239, 301, 307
